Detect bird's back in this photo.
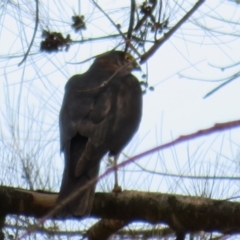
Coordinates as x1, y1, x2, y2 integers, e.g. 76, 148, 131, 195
57, 51, 142, 217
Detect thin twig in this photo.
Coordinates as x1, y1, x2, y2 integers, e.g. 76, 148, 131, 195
18, 0, 39, 66
125, 0, 136, 53
154, 0, 163, 41
77, 59, 139, 93
72, 33, 123, 44
140, 0, 205, 63
204, 71, 240, 98
91, 0, 141, 57
133, 161, 240, 181
134, 0, 157, 31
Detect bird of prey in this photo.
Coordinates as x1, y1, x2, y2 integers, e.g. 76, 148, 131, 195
57, 51, 142, 217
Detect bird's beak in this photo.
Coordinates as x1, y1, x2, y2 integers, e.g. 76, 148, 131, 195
133, 61, 141, 71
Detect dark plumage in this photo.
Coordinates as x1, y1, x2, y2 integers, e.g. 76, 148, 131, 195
57, 51, 142, 217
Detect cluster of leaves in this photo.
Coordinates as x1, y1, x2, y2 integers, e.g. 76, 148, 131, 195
40, 15, 86, 53
71, 15, 86, 32
40, 30, 71, 53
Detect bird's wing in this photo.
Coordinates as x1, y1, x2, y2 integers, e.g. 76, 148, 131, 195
58, 73, 112, 216
88, 89, 112, 124
59, 73, 113, 150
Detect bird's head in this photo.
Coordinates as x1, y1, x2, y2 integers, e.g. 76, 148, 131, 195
91, 51, 141, 75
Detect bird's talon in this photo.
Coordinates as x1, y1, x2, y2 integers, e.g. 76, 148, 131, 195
112, 184, 122, 193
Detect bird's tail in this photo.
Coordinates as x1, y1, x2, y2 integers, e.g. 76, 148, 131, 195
57, 134, 105, 217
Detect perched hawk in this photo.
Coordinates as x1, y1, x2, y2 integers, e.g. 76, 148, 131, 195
58, 51, 142, 217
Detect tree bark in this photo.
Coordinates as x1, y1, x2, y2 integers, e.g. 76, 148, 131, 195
0, 186, 240, 234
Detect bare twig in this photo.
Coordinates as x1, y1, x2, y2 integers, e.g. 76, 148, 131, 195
125, 0, 136, 53
77, 59, 140, 93
5, 224, 85, 237
140, 0, 205, 63
204, 71, 240, 98
91, 0, 141, 57
117, 227, 174, 239
72, 33, 123, 44
133, 161, 240, 181
154, 0, 163, 41
134, 0, 157, 31
18, 0, 39, 66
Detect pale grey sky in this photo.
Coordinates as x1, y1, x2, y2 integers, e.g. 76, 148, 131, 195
1, 2, 240, 237
1, 0, 240, 191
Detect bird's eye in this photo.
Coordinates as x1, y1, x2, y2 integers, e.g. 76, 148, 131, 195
125, 54, 132, 62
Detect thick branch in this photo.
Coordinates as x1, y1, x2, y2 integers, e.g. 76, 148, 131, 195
87, 219, 128, 240
117, 227, 174, 239
92, 191, 240, 234
1, 186, 240, 235
0, 187, 56, 217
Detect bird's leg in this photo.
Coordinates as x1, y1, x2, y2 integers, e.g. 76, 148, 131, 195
114, 154, 119, 190
110, 154, 122, 193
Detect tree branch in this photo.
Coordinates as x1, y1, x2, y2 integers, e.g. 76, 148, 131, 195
125, 0, 136, 52
87, 219, 129, 240
140, 0, 205, 63
1, 186, 240, 235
